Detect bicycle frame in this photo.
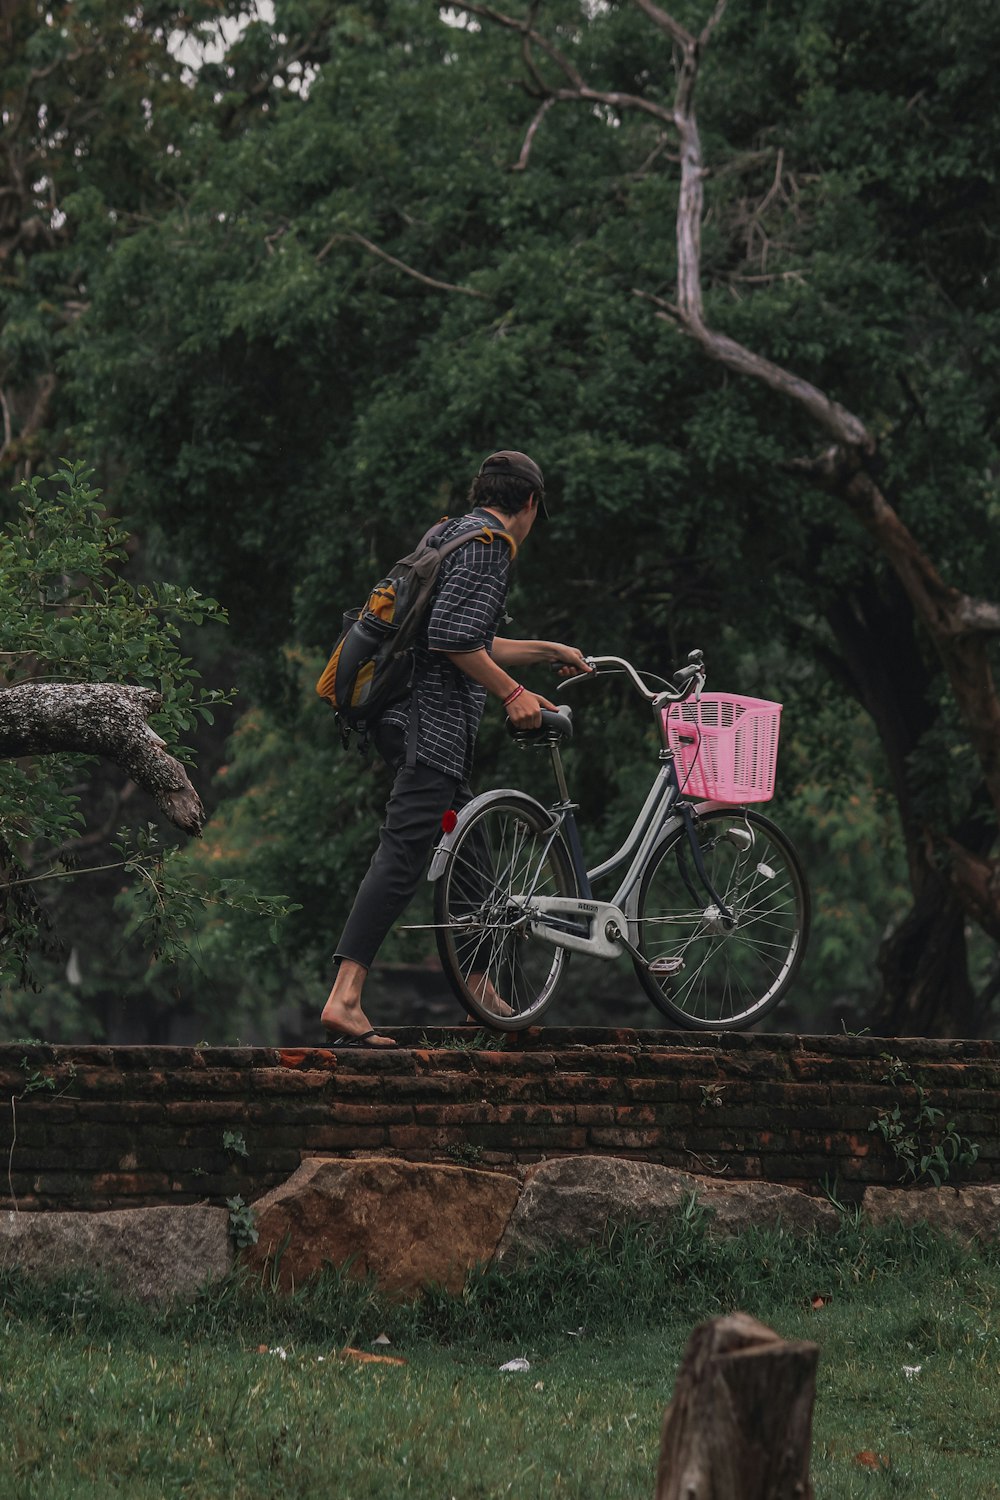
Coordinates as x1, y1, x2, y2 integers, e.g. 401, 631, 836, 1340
427, 662, 738, 964
531, 741, 735, 950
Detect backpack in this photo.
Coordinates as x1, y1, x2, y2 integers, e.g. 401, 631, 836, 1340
316, 515, 516, 739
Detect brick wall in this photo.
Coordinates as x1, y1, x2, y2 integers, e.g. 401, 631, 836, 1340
1, 1029, 998, 1209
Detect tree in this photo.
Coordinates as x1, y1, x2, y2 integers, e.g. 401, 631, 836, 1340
0, 0, 235, 483
449, 0, 1000, 1033
0, 463, 230, 1001
1, 5, 303, 1037
9, 0, 995, 1034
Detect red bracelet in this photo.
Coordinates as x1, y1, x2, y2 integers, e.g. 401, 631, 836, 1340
503, 684, 525, 708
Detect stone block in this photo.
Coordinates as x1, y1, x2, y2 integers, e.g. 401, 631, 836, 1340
244, 1155, 521, 1296
495, 1156, 837, 1264
0, 1204, 233, 1300
862, 1184, 1000, 1243
695, 1178, 838, 1238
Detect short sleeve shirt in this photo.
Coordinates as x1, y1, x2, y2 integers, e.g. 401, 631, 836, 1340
379, 510, 512, 781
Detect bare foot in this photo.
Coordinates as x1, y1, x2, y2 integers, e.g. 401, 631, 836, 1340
467, 973, 514, 1019
321, 968, 396, 1048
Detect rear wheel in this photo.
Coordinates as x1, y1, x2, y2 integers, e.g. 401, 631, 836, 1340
634, 808, 809, 1030
434, 793, 576, 1030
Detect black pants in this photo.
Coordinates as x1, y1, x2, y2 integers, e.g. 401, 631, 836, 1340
334, 721, 475, 970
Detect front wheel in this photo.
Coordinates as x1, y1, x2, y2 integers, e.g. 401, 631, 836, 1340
434, 793, 577, 1030
633, 807, 810, 1031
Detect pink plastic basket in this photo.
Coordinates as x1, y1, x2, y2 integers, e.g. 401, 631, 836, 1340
662, 693, 783, 803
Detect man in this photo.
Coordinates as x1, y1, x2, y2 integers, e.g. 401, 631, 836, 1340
321, 449, 592, 1047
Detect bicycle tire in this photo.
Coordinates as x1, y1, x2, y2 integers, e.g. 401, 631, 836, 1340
633, 807, 810, 1031
434, 792, 577, 1030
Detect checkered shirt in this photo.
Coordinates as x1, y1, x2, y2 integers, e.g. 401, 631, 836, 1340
379, 510, 512, 780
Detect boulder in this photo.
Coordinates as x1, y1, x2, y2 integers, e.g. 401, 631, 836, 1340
245, 1156, 521, 1296
0, 1204, 233, 1301
495, 1157, 836, 1263
696, 1177, 839, 1239
862, 1184, 1000, 1243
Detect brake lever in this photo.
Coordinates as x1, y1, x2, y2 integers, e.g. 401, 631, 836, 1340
554, 657, 599, 693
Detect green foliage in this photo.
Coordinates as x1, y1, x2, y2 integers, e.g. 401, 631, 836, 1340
0, 464, 298, 1015
2, 1211, 994, 1350
0, 462, 229, 739
225, 1194, 259, 1249
17, 1057, 56, 1095
4, 1220, 1000, 1496
870, 1055, 981, 1187
222, 1129, 249, 1159
4, 0, 999, 1033
112, 821, 300, 966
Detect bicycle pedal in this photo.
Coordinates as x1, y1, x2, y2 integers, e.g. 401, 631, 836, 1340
648, 956, 685, 977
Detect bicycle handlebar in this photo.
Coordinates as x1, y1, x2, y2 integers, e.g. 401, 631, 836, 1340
557, 650, 706, 705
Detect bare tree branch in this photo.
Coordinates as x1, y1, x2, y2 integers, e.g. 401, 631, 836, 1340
511, 97, 555, 171
520, 0, 550, 95
632, 287, 867, 443
459, 2, 673, 125
464, 0, 998, 682
544, 83, 673, 126
0, 684, 204, 835
631, 286, 682, 320
316, 230, 490, 299
954, 599, 1000, 636
728, 270, 806, 285
457, 3, 588, 91
634, 0, 695, 51
0, 387, 11, 465
625, 131, 678, 180
698, 0, 730, 47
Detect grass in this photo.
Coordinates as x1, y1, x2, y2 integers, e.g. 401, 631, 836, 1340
2, 1214, 1000, 1497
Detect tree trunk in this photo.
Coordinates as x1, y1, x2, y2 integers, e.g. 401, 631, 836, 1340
0, 833, 53, 984
0, 682, 204, 835
655, 1313, 819, 1500
823, 578, 936, 890
821, 580, 981, 1033
873, 870, 976, 1037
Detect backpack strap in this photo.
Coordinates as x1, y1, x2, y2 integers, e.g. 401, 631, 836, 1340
431, 521, 517, 565
476, 525, 517, 559
405, 692, 420, 769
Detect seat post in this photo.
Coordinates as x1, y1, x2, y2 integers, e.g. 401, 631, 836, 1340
549, 742, 571, 804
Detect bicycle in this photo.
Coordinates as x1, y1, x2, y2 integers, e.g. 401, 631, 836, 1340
415, 650, 810, 1032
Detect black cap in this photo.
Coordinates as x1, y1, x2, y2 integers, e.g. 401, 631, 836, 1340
478, 449, 548, 518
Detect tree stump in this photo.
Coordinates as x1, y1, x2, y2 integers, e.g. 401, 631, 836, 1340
654, 1312, 819, 1500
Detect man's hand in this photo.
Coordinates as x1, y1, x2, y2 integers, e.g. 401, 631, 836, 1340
506, 688, 557, 730
546, 643, 594, 678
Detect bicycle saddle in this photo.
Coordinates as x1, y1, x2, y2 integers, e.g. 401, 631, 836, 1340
507, 705, 574, 745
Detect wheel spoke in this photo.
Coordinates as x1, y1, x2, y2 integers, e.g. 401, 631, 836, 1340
435, 799, 574, 1028
635, 810, 808, 1029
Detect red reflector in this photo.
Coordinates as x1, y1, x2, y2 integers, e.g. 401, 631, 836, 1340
441, 809, 458, 834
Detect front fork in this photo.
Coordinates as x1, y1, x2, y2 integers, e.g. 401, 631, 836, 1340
676, 804, 739, 928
